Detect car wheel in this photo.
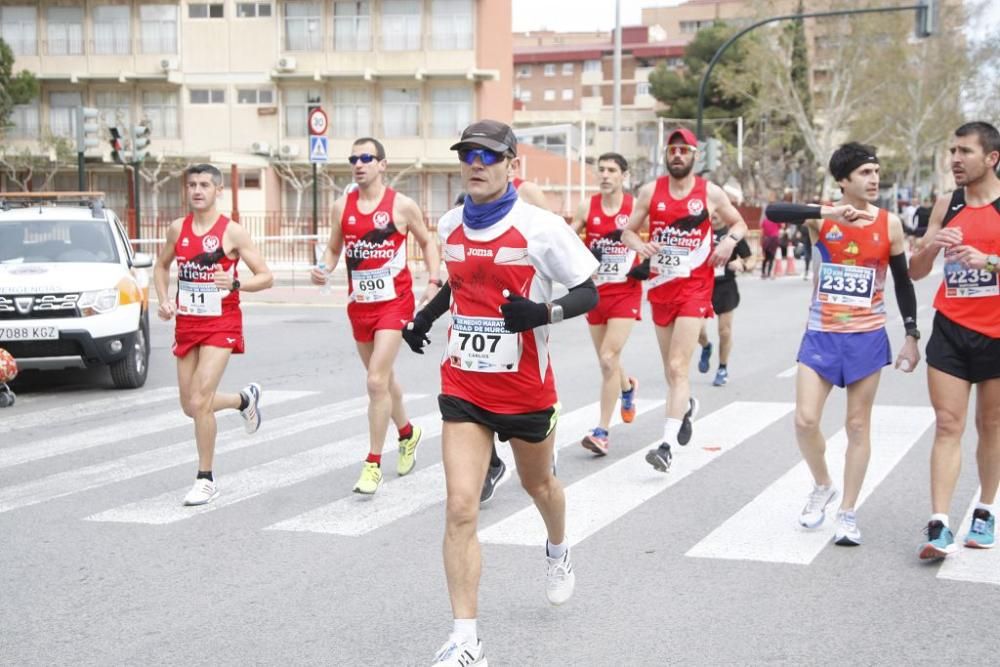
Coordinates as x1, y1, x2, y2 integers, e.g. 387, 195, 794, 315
111, 316, 149, 389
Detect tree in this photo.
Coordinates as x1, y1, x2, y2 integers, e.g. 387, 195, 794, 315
0, 38, 39, 135
138, 155, 194, 221
271, 157, 316, 219
0, 135, 75, 191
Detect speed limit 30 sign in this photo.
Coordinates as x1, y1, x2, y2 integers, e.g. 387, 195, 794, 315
308, 107, 328, 136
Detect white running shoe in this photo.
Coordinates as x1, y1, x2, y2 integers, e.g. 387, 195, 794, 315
834, 510, 862, 546
431, 636, 487, 666
799, 484, 839, 529
240, 383, 262, 434
545, 548, 576, 606
182, 478, 219, 506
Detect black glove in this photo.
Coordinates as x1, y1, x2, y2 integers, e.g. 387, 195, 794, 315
627, 258, 651, 281
402, 310, 433, 354
500, 290, 549, 333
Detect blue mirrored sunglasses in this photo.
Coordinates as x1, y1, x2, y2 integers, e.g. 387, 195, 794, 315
348, 153, 379, 165
458, 148, 506, 166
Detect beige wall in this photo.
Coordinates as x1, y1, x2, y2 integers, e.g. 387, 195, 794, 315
475, 0, 513, 123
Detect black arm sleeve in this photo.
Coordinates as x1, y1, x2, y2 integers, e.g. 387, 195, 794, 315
765, 203, 823, 224
888, 252, 918, 332
735, 239, 752, 259
552, 278, 598, 319
421, 281, 452, 322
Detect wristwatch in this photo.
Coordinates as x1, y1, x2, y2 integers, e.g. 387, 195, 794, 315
986, 254, 1000, 272
906, 327, 921, 340
428, 278, 444, 287
231, 279, 240, 291
548, 303, 564, 324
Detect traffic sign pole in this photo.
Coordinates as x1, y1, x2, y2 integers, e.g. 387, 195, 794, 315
308, 108, 328, 237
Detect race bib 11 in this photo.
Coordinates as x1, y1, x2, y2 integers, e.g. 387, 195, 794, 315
177, 280, 222, 317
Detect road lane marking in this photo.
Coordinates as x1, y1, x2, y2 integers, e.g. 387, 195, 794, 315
686, 405, 934, 564
478, 401, 795, 547
0, 386, 179, 435
777, 365, 798, 378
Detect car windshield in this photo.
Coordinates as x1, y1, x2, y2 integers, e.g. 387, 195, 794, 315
0, 219, 120, 265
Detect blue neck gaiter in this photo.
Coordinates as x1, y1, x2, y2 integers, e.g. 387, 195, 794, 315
463, 183, 518, 230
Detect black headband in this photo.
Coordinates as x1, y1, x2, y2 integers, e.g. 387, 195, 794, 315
836, 154, 879, 181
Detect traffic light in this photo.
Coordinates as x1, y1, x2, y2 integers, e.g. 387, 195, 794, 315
77, 107, 100, 152
916, 0, 938, 38
109, 127, 125, 165
133, 124, 151, 163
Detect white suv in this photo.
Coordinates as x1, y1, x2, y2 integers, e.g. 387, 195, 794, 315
0, 192, 153, 388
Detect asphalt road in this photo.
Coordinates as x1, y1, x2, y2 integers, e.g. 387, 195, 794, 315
2, 266, 996, 666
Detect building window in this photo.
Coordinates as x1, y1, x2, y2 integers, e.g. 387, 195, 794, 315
382, 87, 419, 137
237, 88, 275, 104
429, 173, 463, 219
46, 6, 84, 55
141, 90, 179, 137
333, 87, 372, 138
333, 1, 371, 51
636, 82, 651, 97
285, 2, 322, 51
96, 91, 132, 130
190, 88, 226, 104
665, 56, 683, 68
8, 102, 39, 139
188, 3, 225, 19
430, 87, 471, 138
93, 5, 131, 55
431, 0, 472, 50
543, 89, 555, 101
237, 2, 273, 17
382, 0, 421, 51
543, 64, 556, 76
561, 88, 573, 101
561, 62, 574, 75
223, 171, 263, 189
680, 19, 713, 33
0, 6, 37, 56
140, 4, 178, 53
284, 88, 322, 136
48, 92, 82, 138
517, 65, 531, 78
519, 89, 532, 102
583, 59, 601, 73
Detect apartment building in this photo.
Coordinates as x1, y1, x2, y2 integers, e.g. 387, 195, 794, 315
0, 0, 512, 228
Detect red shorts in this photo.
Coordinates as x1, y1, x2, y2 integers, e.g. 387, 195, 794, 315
173, 330, 245, 358
586, 288, 642, 325
348, 297, 415, 343
650, 299, 714, 327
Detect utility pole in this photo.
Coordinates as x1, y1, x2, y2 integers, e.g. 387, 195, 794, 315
75, 107, 100, 191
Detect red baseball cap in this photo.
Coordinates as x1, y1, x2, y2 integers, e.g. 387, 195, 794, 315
667, 128, 698, 147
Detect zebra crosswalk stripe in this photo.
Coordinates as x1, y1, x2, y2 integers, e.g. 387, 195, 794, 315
1, 386, 179, 435
937, 489, 1000, 586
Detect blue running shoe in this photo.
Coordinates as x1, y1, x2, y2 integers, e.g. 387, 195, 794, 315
698, 343, 712, 373
713, 367, 729, 387
965, 509, 995, 549
919, 520, 957, 560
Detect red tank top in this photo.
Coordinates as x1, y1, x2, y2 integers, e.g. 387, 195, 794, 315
585, 193, 640, 297
934, 190, 1000, 337
341, 187, 413, 308
809, 208, 889, 333
646, 176, 714, 304
174, 214, 241, 332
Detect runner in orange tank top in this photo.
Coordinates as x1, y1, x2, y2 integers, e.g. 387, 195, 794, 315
909, 121, 1000, 558
153, 164, 273, 506
310, 137, 441, 495
767, 143, 921, 546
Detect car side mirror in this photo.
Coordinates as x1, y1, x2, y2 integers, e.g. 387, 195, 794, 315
131, 252, 154, 269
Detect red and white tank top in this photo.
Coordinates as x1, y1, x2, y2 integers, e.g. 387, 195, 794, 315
341, 187, 412, 307
646, 176, 714, 303
808, 208, 890, 333
934, 190, 1000, 337
585, 193, 640, 297
437, 200, 599, 414
174, 214, 241, 331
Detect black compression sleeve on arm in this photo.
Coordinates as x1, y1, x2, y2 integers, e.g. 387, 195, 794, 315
552, 278, 599, 319
421, 282, 452, 321
765, 203, 823, 224
888, 252, 918, 331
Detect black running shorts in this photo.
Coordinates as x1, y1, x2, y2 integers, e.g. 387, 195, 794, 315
438, 394, 559, 443
712, 279, 740, 315
926, 312, 1000, 384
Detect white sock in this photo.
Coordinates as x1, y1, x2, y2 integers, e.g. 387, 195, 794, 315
452, 618, 477, 644
931, 513, 950, 528
546, 539, 567, 559
662, 418, 682, 447
975, 502, 996, 516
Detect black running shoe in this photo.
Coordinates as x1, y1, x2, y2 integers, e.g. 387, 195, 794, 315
677, 396, 700, 446
480, 459, 508, 505
645, 443, 672, 473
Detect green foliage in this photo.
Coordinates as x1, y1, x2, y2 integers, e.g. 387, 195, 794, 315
0, 38, 40, 133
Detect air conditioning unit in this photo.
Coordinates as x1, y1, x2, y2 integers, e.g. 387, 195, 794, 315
159, 57, 178, 72
250, 141, 272, 156
276, 56, 297, 73
278, 143, 299, 158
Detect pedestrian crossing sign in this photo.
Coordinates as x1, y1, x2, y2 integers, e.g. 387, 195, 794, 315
309, 135, 329, 163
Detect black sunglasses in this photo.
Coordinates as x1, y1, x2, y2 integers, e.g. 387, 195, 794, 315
348, 153, 381, 165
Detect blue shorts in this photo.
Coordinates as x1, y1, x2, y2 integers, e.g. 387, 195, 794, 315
796, 328, 891, 388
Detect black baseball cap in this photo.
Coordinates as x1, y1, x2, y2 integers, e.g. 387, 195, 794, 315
450, 120, 518, 155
